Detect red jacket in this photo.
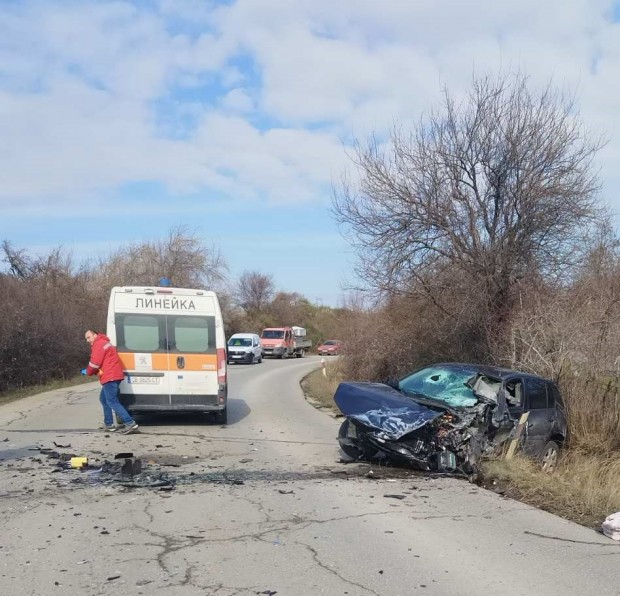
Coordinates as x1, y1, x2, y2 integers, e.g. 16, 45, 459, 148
86, 333, 125, 384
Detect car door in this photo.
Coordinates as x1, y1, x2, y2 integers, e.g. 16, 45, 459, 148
522, 377, 553, 457
115, 313, 171, 407
168, 314, 218, 401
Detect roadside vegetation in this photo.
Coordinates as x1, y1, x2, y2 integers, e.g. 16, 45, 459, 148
315, 72, 620, 530
0, 227, 350, 394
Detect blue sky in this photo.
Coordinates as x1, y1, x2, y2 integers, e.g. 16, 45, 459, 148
1, 0, 620, 306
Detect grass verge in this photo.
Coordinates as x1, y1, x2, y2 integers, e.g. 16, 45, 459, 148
301, 363, 620, 531
482, 452, 620, 529
0, 375, 94, 407
300, 359, 343, 415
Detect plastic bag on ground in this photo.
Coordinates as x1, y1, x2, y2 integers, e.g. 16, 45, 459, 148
601, 512, 620, 541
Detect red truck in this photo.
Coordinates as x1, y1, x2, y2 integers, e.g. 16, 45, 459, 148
260, 326, 312, 359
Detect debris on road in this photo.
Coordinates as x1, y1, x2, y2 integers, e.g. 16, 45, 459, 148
70, 457, 88, 469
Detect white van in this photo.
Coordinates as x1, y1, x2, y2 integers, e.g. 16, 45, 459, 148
227, 333, 262, 364
106, 286, 228, 423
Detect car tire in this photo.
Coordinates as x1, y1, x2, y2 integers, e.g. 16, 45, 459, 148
540, 440, 560, 473
258, 355, 262, 363
214, 408, 227, 425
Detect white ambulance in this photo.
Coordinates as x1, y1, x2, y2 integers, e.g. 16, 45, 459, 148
106, 285, 228, 423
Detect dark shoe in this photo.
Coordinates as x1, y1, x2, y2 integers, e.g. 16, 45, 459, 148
119, 422, 139, 434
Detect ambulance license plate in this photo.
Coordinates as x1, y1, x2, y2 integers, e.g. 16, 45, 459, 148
128, 376, 159, 384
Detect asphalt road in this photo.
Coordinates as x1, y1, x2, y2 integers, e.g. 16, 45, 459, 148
0, 356, 618, 595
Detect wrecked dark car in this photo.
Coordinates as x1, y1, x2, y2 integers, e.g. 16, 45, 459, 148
335, 363, 567, 476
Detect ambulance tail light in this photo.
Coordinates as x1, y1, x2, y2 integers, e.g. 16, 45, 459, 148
217, 348, 227, 384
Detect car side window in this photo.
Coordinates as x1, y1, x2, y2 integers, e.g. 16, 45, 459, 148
549, 383, 564, 408
526, 378, 548, 409
546, 382, 556, 408
505, 379, 523, 408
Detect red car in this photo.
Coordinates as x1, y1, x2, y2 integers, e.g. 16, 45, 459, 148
317, 340, 343, 356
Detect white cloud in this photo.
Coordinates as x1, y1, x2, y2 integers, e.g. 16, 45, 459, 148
0, 0, 619, 216
220, 88, 254, 113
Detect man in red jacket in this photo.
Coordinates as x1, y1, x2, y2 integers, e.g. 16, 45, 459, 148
82, 329, 139, 434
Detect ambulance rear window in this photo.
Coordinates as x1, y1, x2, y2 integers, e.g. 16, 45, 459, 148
123, 315, 159, 351
175, 317, 213, 352
115, 313, 216, 353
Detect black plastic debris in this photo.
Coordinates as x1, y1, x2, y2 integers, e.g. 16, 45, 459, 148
384, 494, 406, 500
121, 458, 142, 476
107, 575, 120, 581
278, 489, 294, 495
53, 442, 71, 448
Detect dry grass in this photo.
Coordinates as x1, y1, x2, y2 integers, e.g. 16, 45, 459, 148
301, 359, 344, 415
483, 451, 620, 528
560, 374, 620, 452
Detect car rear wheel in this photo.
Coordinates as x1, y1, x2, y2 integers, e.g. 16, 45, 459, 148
540, 440, 560, 473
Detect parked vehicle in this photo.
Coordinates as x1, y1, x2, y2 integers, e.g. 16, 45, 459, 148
335, 363, 567, 476
317, 339, 343, 356
260, 326, 312, 359
106, 285, 228, 423
227, 333, 262, 365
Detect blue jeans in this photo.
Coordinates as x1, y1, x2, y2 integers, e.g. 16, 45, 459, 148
99, 381, 134, 426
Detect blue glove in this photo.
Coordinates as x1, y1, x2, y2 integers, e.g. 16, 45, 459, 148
80, 368, 87, 376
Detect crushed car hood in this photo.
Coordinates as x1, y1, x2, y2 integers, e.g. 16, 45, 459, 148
333, 382, 448, 440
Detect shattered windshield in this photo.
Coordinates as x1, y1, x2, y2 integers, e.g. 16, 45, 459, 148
398, 365, 500, 408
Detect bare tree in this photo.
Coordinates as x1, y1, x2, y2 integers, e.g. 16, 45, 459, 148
1, 240, 32, 279
269, 291, 310, 324
235, 271, 275, 312
333, 74, 605, 341
96, 226, 227, 289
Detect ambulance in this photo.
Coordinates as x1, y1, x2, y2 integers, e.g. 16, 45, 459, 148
106, 285, 228, 423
